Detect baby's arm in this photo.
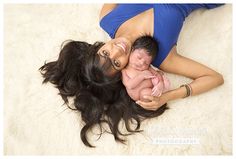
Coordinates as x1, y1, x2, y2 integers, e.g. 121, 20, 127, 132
148, 66, 171, 96
122, 69, 153, 90
148, 66, 164, 76
148, 67, 164, 84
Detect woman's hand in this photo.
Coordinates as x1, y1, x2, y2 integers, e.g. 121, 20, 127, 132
136, 94, 169, 111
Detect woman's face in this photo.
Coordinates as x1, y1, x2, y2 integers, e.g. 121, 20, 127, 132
97, 37, 132, 75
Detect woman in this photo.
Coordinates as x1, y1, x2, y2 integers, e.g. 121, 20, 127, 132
39, 4, 224, 147
98, 4, 224, 109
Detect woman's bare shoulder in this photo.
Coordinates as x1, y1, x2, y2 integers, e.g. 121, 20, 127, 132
99, 4, 118, 20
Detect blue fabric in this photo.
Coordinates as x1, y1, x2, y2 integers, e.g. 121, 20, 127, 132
100, 4, 223, 68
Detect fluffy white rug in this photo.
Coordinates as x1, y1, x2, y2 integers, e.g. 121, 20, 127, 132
4, 4, 232, 155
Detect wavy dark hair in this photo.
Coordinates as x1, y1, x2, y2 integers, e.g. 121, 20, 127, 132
39, 39, 168, 147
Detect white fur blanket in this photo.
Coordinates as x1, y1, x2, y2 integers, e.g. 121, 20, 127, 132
4, 4, 232, 155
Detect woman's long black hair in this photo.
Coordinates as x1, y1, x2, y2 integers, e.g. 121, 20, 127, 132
39, 40, 168, 147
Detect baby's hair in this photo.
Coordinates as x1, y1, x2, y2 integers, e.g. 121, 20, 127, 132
132, 35, 158, 60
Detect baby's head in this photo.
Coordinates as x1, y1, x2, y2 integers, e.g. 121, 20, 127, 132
129, 35, 158, 70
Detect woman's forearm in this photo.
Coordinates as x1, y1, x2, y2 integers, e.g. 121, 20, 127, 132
165, 74, 224, 101
135, 73, 224, 110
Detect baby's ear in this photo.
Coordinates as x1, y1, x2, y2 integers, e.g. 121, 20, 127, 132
131, 46, 135, 52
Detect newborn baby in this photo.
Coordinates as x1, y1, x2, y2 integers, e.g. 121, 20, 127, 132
122, 36, 170, 101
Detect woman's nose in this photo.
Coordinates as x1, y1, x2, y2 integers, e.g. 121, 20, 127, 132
110, 46, 122, 59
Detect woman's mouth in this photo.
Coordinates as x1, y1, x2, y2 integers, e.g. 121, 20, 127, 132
116, 42, 127, 53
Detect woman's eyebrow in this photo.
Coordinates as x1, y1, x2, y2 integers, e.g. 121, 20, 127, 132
98, 54, 119, 71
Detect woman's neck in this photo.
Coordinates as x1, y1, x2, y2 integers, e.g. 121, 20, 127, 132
115, 22, 152, 45
115, 28, 150, 46
115, 32, 139, 44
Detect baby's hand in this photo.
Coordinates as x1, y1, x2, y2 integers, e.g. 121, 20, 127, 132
151, 85, 162, 97
151, 76, 160, 85
142, 70, 155, 79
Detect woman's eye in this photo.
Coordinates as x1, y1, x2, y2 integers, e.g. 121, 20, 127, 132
114, 60, 121, 67
102, 50, 109, 56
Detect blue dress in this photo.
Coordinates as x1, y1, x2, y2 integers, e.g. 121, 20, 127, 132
100, 4, 223, 68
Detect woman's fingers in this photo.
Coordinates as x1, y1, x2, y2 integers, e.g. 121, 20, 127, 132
136, 100, 153, 107
143, 95, 155, 101
136, 96, 161, 110
136, 101, 157, 110
136, 96, 158, 110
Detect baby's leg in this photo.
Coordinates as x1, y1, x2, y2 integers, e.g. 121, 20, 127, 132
140, 88, 152, 102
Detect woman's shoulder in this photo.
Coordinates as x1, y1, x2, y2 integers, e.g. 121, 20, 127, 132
99, 4, 118, 21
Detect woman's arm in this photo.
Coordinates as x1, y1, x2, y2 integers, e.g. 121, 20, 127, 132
99, 4, 118, 20
161, 46, 224, 98
136, 46, 224, 110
